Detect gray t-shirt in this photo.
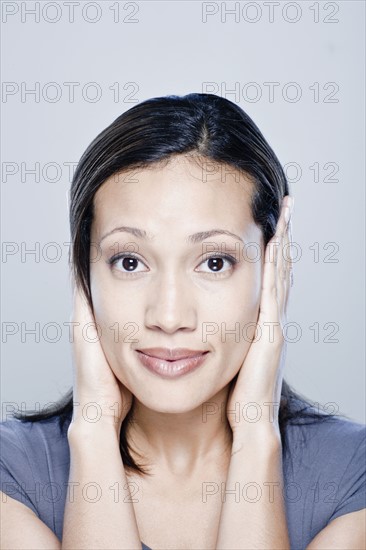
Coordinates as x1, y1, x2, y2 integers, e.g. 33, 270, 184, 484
1, 410, 365, 550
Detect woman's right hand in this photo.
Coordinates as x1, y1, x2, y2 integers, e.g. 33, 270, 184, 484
68, 282, 134, 439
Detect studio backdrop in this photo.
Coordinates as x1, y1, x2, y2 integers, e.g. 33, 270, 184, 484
1, 1, 365, 423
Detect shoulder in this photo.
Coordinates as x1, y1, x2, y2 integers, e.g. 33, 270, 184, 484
283, 411, 365, 546
1, 414, 70, 464
0, 415, 71, 545
0, 415, 71, 520
284, 411, 365, 464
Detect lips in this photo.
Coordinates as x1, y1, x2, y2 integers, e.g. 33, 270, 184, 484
135, 348, 209, 379
136, 347, 208, 361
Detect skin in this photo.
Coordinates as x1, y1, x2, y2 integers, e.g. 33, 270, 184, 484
67, 155, 293, 548
65, 172, 366, 549
88, 154, 269, 478
2, 154, 364, 550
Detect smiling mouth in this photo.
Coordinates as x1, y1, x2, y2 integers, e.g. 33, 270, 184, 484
135, 350, 209, 379
136, 347, 209, 361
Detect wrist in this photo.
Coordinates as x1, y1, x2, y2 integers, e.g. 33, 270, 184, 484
231, 423, 282, 455
67, 417, 122, 446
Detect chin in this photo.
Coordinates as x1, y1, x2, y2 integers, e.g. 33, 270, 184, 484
135, 392, 206, 415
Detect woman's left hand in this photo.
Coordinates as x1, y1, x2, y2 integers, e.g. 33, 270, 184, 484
226, 195, 294, 444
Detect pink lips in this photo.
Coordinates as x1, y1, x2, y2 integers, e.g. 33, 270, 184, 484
135, 348, 209, 379
137, 347, 208, 360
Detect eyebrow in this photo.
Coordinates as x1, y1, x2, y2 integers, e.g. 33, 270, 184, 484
99, 226, 246, 246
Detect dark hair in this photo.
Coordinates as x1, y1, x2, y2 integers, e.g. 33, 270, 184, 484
12, 93, 348, 474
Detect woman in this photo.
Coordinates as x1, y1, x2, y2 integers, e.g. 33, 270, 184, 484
1, 93, 365, 549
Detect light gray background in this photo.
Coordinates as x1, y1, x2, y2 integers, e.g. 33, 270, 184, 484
1, 1, 365, 423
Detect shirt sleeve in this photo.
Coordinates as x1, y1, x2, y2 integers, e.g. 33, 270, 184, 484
0, 420, 40, 516
327, 425, 366, 523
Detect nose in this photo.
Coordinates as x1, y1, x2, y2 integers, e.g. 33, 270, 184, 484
144, 272, 197, 334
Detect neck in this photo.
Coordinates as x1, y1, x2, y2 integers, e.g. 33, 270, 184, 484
125, 384, 233, 478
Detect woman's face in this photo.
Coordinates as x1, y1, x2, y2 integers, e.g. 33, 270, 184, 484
89, 155, 265, 413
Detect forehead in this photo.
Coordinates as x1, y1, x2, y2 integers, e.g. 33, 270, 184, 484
92, 156, 255, 237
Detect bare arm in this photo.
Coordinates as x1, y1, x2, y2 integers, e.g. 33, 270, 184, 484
0, 425, 142, 550
215, 198, 293, 548
215, 428, 289, 550
0, 490, 61, 550
62, 422, 142, 550
61, 283, 142, 549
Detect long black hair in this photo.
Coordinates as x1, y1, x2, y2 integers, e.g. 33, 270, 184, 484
12, 93, 348, 475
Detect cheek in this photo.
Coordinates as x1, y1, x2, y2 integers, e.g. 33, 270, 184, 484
89, 291, 135, 381
91, 261, 126, 322
90, 259, 143, 315
90, 277, 142, 360
209, 267, 262, 360
237, 268, 262, 338
219, 265, 262, 322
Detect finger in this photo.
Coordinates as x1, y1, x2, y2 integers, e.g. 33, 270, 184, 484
259, 233, 280, 323
71, 285, 106, 377
69, 269, 76, 296
289, 220, 294, 288
281, 219, 292, 317
73, 283, 94, 328
276, 198, 293, 320
283, 198, 294, 295
285, 218, 294, 310
272, 198, 290, 295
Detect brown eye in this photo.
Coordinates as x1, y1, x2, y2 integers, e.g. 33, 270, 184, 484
122, 257, 139, 271
108, 253, 148, 273
208, 257, 224, 271
197, 254, 238, 275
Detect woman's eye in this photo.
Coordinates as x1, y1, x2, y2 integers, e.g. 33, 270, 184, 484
197, 255, 238, 275
108, 254, 148, 273
108, 253, 238, 276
